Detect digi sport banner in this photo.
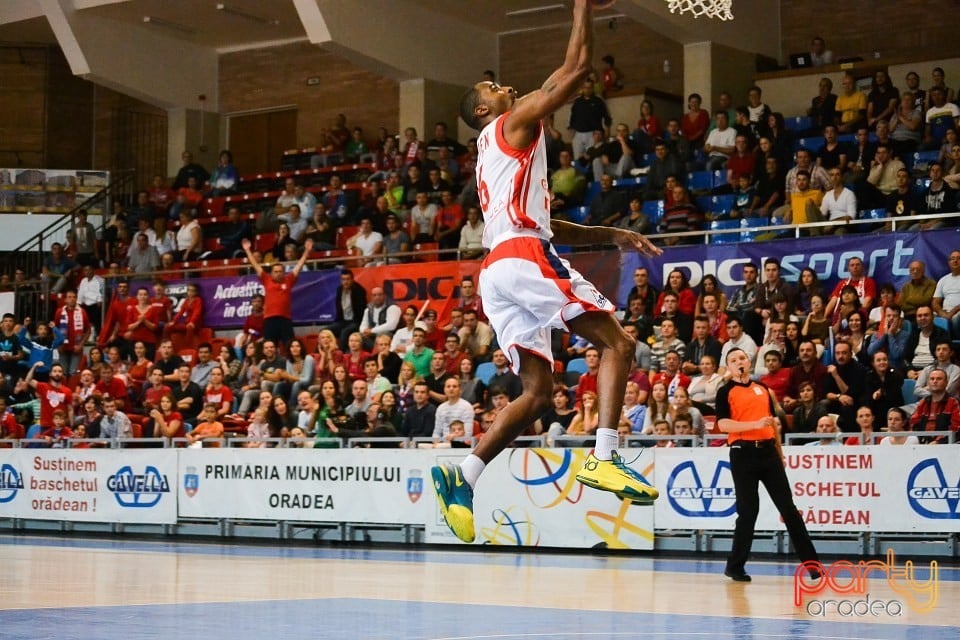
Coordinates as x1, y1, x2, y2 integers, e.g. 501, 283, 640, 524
621, 228, 960, 306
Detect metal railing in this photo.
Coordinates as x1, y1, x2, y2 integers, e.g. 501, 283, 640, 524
1, 169, 137, 279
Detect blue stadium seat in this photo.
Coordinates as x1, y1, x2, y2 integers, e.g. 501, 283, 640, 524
709, 219, 741, 244
711, 194, 735, 215
695, 196, 713, 213
837, 133, 856, 145
740, 217, 771, 242
642, 199, 664, 227
795, 136, 825, 154
785, 116, 812, 132
613, 176, 645, 188
711, 170, 727, 191
566, 357, 588, 375
911, 150, 940, 174
687, 171, 712, 193
583, 180, 602, 205
901, 378, 918, 405
569, 206, 590, 224
934, 316, 949, 333
476, 362, 497, 385
862, 208, 887, 220
914, 177, 932, 190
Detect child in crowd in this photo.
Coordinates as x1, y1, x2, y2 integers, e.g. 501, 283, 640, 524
185, 403, 224, 448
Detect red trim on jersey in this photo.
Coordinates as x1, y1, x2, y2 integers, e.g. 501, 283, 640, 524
495, 115, 542, 230
494, 112, 539, 159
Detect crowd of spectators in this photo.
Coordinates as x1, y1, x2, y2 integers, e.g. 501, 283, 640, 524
5, 63, 960, 449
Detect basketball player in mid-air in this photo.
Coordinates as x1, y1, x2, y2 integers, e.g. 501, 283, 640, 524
431, 0, 661, 543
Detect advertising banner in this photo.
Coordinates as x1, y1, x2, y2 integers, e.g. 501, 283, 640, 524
425, 447, 655, 548
0, 449, 177, 524
655, 445, 960, 532
132, 270, 341, 330
353, 260, 481, 325
177, 448, 433, 524
621, 229, 960, 305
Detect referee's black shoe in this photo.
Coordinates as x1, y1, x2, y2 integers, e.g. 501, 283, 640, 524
724, 568, 752, 582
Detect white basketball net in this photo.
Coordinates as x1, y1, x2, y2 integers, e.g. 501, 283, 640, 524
666, 0, 734, 20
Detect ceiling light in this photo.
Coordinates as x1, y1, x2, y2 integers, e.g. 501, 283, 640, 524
216, 3, 279, 25
142, 15, 195, 34
505, 4, 565, 18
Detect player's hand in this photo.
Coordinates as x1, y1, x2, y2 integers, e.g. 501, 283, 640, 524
611, 229, 661, 257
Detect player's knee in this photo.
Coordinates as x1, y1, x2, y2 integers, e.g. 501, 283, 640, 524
612, 333, 636, 365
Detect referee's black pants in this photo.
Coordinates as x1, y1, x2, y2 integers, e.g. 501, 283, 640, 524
726, 442, 819, 574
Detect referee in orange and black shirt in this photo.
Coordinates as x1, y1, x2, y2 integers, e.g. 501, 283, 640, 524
716, 348, 819, 582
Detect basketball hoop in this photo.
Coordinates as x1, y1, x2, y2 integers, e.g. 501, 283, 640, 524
666, 0, 734, 20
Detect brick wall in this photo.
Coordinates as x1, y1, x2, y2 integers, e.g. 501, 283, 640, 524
219, 42, 400, 148
0, 47, 47, 170
499, 20, 685, 99
780, 0, 960, 64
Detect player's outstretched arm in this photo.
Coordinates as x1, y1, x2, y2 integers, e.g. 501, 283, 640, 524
551, 219, 662, 257
504, 0, 593, 143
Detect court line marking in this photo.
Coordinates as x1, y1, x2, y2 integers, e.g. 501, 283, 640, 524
424, 634, 892, 640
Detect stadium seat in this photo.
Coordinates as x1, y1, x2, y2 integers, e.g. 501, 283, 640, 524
709, 219, 741, 244
710, 194, 735, 216
336, 226, 359, 249
785, 116, 812, 132
901, 378, 918, 405
686, 171, 712, 194
476, 362, 497, 385
562, 371, 581, 388
299, 333, 319, 355
178, 348, 198, 365
642, 200, 664, 228
694, 196, 713, 214
794, 136, 824, 153
566, 357, 588, 375
862, 208, 887, 221
569, 206, 590, 224
934, 316, 949, 333
710, 170, 727, 191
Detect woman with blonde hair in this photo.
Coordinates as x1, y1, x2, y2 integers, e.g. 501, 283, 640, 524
566, 391, 600, 445
314, 329, 342, 382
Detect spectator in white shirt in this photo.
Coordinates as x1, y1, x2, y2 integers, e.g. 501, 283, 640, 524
433, 377, 475, 442
704, 111, 737, 172
346, 217, 384, 266
820, 167, 858, 233
458, 206, 486, 260
76, 265, 104, 334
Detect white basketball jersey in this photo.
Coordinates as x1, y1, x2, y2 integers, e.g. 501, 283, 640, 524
475, 113, 553, 248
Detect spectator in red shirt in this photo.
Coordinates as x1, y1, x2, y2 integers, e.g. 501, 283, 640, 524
759, 350, 791, 402
825, 256, 877, 319
37, 409, 73, 447
435, 190, 463, 258
165, 283, 204, 350
139, 367, 172, 415
26, 362, 74, 428
234, 293, 265, 353
241, 237, 313, 350
910, 368, 960, 443
94, 364, 128, 411
458, 278, 486, 322
576, 347, 601, 403
124, 287, 162, 356
99, 280, 134, 351
204, 366, 234, 419
148, 393, 184, 440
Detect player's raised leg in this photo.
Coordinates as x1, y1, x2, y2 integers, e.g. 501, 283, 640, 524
568, 310, 659, 504
431, 351, 553, 543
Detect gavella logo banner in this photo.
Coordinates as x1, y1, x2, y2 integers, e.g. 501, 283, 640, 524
407, 469, 423, 503
107, 465, 170, 508
666, 459, 736, 517
0, 463, 23, 503
907, 458, 960, 519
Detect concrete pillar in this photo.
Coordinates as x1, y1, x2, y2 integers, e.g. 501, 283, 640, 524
166, 108, 222, 179
399, 78, 470, 145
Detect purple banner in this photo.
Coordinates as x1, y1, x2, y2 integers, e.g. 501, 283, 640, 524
620, 229, 960, 305
134, 270, 340, 329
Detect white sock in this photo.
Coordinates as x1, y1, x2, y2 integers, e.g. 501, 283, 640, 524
460, 454, 486, 489
593, 428, 619, 461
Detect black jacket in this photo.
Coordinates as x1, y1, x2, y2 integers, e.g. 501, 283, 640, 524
335, 284, 368, 324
